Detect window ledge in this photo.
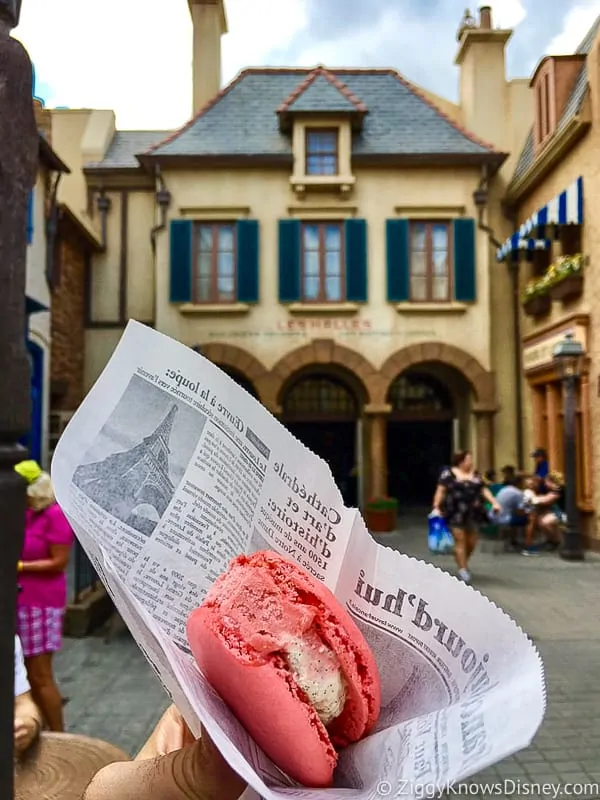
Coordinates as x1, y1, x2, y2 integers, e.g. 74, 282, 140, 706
288, 302, 359, 315
395, 302, 468, 314
290, 176, 355, 195
179, 303, 251, 315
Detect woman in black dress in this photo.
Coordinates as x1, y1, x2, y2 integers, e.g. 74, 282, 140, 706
432, 450, 500, 583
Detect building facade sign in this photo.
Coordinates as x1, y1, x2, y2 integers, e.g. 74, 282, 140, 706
522, 323, 587, 373
203, 318, 437, 340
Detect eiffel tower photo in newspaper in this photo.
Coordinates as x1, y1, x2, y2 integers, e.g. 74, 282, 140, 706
73, 374, 207, 536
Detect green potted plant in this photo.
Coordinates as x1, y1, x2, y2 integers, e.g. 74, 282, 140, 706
522, 277, 551, 317
547, 253, 584, 302
364, 497, 398, 533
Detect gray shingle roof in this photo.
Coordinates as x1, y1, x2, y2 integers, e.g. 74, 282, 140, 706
280, 71, 366, 114
86, 131, 172, 169
146, 68, 497, 160
511, 16, 599, 183
286, 75, 363, 113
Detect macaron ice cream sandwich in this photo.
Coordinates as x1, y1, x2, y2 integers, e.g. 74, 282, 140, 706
187, 550, 381, 787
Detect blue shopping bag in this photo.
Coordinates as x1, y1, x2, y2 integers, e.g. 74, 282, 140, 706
428, 512, 454, 554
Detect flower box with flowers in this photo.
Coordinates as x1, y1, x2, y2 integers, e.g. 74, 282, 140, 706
547, 254, 584, 302
521, 278, 551, 317
363, 497, 398, 532
522, 253, 586, 316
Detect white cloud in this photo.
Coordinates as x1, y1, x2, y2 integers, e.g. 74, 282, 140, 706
14, 0, 308, 129
546, 1, 600, 53
290, 7, 403, 68
488, 0, 527, 29
222, 0, 307, 79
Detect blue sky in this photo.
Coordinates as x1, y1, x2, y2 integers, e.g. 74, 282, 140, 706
15, 0, 600, 129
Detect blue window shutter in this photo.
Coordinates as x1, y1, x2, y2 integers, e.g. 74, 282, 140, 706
453, 218, 477, 302
344, 219, 368, 302
278, 219, 301, 303
169, 220, 193, 303
236, 220, 259, 303
26, 191, 34, 245
386, 219, 410, 302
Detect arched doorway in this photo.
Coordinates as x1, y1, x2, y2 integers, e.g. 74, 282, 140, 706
281, 372, 360, 506
217, 365, 259, 399
386, 371, 455, 506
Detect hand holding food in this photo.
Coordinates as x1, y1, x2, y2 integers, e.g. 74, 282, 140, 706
84, 725, 245, 800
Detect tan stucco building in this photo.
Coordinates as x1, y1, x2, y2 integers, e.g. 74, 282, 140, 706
45, 2, 535, 510
498, 17, 600, 549
25, 102, 102, 469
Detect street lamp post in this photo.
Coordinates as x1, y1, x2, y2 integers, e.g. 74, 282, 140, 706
0, 1, 39, 796
552, 332, 585, 562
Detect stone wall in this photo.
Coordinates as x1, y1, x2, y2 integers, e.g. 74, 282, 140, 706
51, 226, 86, 412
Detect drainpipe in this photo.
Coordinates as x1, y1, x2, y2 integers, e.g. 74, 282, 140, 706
505, 211, 525, 471
96, 188, 111, 250
151, 166, 171, 254
45, 171, 63, 289
473, 165, 525, 471
150, 167, 172, 327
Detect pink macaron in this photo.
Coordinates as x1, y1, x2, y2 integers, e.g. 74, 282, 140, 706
187, 550, 381, 787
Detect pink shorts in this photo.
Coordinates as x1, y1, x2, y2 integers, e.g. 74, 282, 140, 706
17, 606, 64, 658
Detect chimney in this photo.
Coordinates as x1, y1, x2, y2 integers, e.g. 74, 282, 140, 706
188, 0, 228, 116
479, 6, 492, 29
455, 6, 513, 149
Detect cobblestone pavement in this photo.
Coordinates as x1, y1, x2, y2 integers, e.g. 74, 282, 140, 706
55, 511, 600, 797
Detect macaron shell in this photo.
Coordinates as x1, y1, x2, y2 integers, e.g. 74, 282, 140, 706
188, 604, 338, 787
188, 551, 382, 787
205, 551, 381, 740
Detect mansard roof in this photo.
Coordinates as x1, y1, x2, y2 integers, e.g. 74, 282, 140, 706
87, 67, 504, 171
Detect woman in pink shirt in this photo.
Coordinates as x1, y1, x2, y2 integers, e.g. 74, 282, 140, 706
15, 460, 74, 732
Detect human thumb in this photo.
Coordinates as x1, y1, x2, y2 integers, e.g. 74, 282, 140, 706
84, 731, 246, 800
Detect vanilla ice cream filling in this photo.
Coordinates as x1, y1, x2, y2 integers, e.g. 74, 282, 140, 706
282, 629, 347, 726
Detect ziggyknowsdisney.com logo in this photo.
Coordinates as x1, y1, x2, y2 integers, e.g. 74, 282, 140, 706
375, 780, 600, 798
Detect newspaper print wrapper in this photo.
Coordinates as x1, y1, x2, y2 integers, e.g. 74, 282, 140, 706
51, 321, 546, 800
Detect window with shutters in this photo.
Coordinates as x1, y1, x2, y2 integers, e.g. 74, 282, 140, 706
194, 223, 236, 304
409, 221, 451, 302
301, 222, 345, 302
305, 129, 339, 176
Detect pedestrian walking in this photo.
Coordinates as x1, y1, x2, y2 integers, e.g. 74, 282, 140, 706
432, 450, 500, 583
14, 460, 74, 732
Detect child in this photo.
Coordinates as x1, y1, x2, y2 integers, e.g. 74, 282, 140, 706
522, 476, 538, 513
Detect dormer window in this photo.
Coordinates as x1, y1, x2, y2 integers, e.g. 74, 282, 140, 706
305, 129, 338, 176
531, 54, 585, 154
277, 66, 367, 196
535, 67, 553, 145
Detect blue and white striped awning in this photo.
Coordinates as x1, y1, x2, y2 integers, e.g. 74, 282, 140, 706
496, 176, 584, 262
496, 234, 551, 262
520, 176, 584, 236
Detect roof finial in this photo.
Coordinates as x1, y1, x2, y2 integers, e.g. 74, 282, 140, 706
457, 8, 476, 40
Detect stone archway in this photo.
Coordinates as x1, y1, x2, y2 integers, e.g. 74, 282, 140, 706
194, 343, 268, 401
266, 340, 379, 413
379, 342, 496, 410
375, 343, 498, 484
